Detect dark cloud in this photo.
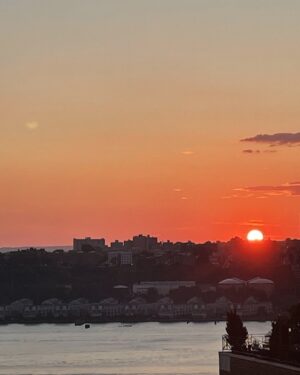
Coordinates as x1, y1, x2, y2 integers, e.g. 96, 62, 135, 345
242, 149, 260, 154
240, 132, 300, 146
235, 182, 300, 197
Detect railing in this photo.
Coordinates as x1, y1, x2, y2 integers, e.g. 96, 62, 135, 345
222, 334, 270, 351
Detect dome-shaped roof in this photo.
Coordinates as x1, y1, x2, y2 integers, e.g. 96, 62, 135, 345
248, 277, 274, 285
215, 296, 232, 304
10, 298, 33, 307
244, 297, 258, 305
218, 278, 246, 285
113, 285, 128, 289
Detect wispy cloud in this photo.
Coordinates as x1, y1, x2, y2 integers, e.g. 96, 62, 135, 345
242, 149, 277, 154
214, 219, 279, 227
242, 149, 260, 154
241, 132, 300, 147
234, 182, 300, 197
181, 150, 195, 155
25, 121, 39, 130
239, 219, 265, 227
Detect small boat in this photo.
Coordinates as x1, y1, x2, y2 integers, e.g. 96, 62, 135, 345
75, 320, 84, 326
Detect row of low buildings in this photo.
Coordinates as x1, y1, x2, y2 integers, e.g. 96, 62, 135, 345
0, 295, 273, 322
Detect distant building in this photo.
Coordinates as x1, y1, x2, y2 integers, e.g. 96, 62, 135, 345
132, 234, 158, 252
242, 296, 273, 317
110, 240, 124, 250
218, 278, 246, 291
73, 237, 105, 252
133, 281, 196, 296
107, 251, 133, 265
247, 277, 274, 297
214, 296, 234, 317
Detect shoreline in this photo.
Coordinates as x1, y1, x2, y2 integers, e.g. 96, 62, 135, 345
0, 317, 272, 325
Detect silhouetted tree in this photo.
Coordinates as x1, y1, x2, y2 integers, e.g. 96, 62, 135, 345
225, 309, 248, 351
269, 316, 290, 360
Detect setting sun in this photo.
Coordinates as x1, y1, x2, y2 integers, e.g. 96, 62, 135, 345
247, 229, 264, 241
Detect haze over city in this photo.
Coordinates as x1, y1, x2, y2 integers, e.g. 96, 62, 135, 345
1, 1, 300, 247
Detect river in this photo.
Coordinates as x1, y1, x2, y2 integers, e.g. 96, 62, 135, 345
0, 321, 271, 375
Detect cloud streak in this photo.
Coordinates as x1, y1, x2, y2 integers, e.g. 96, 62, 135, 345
241, 132, 300, 147
234, 182, 300, 197
242, 149, 260, 154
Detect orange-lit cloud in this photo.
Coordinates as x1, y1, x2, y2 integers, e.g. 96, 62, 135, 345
234, 182, 300, 197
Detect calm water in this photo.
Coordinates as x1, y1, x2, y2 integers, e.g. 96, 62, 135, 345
0, 322, 271, 375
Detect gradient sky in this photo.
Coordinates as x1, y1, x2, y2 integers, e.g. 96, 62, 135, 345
1, 0, 300, 246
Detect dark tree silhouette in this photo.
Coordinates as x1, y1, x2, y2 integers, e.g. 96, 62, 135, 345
269, 316, 290, 360
225, 309, 248, 351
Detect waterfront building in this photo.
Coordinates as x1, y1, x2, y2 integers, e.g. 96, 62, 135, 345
242, 296, 273, 317
8, 298, 33, 317
39, 298, 63, 318
89, 303, 103, 318
125, 297, 151, 316
100, 297, 123, 318
68, 298, 89, 317
187, 297, 207, 318
218, 278, 246, 291
215, 297, 234, 318
157, 297, 174, 318
247, 277, 274, 297
23, 305, 39, 319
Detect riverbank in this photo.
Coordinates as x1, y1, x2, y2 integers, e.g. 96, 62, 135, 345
0, 316, 271, 325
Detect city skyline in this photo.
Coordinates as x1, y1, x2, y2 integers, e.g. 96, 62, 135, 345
1, 1, 300, 246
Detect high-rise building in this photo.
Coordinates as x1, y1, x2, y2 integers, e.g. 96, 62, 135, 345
132, 234, 158, 252
73, 237, 106, 252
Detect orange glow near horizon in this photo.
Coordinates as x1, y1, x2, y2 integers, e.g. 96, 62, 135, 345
1, 2, 300, 246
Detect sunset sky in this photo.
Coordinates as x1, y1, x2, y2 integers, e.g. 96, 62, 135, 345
1, 0, 300, 246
